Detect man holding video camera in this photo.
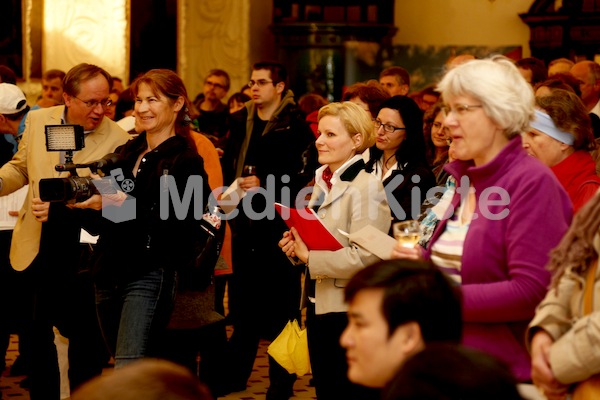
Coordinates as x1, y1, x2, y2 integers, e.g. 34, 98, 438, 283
0, 63, 130, 399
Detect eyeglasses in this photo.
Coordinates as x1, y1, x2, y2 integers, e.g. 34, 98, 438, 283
441, 104, 483, 118
374, 119, 406, 134
205, 81, 226, 90
73, 96, 113, 109
247, 79, 274, 88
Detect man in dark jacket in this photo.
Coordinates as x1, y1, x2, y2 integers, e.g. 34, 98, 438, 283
222, 61, 316, 400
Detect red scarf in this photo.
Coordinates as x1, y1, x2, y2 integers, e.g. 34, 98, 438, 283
322, 166, 333, 190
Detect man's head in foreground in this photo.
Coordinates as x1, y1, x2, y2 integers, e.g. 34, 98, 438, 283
340, 259, 462, 388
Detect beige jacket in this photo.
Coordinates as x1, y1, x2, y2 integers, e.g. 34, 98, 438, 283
527, 233, 600, 384
307, 159, 391, 315
0, 105, 130, 271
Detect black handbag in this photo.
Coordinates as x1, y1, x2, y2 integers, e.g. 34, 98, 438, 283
179, 205, 226, 291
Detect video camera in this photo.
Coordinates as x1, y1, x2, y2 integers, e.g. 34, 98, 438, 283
38, 125, 121, 203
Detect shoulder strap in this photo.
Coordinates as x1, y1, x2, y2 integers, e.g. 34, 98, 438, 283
583, 259, 598, 315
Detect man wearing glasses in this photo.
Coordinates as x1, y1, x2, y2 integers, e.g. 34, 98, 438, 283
0, 63, 130, 399
222, 61, 316, 399
192, 69, 231, 154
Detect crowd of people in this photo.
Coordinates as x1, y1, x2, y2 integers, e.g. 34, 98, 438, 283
1, 53, 600, 400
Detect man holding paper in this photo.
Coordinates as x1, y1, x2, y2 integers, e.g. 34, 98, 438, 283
221, 61, 315, 398
0, 64, 130, 399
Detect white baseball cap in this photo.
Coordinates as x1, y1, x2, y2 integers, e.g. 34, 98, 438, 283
0, 83, 28, 115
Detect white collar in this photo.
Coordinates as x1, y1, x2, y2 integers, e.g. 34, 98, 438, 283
315, 154, 363, 193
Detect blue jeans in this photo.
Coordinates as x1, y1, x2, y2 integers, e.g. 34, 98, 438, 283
95, 267, 176, 368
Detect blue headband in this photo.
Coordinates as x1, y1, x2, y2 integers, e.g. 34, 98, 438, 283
530, 109, 575, 146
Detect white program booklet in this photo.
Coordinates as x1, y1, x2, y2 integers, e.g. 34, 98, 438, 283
219, 178, 247, 214
0, 185, 28, 231
342, 224, 396, 260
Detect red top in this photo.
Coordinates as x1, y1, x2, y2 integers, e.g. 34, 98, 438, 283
551, 150, 600, 213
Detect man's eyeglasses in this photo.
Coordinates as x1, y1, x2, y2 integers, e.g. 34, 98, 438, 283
73, 96, 113, 109
374, 119, 406, 134
247, 79, 274, 88
441, 104, 483, 118
205, 81, 225, 90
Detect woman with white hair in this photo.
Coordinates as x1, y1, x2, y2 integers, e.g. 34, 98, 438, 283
391, 55, 572, 382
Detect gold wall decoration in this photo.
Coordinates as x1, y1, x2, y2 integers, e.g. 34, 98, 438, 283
179, 0, 250, 99
43, 0, 129, 83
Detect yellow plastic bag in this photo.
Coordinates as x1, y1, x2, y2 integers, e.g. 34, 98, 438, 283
267, 320, 311, 376
289, 319, 311, 376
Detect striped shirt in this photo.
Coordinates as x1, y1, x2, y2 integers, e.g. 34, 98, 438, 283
430, 192, 475, 284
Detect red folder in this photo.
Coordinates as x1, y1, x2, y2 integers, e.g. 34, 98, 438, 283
274, 203, 343, 251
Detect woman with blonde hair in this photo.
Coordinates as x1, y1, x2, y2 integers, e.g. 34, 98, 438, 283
279, 102, 391, 400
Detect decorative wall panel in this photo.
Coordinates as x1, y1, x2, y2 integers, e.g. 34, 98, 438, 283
43, 0, 129, 82
179, 0, 249, 99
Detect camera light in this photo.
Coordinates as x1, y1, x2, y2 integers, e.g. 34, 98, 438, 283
45, 125, 85, 151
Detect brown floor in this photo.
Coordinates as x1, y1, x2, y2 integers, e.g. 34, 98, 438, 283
1, 331, 316, 400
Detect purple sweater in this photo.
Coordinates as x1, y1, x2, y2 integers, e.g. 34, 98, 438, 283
426, 136, 572, 382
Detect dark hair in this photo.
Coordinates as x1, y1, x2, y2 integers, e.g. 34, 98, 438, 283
227, 92, 250, 109
380, 66, 411, 87
252, 61, 288, 93
0, 65, 17, 84
344, 259, 462, 342
298, 93, 328, 116
129, 69, 195, 150
535, 89, 596, 151
63, 63, 113, 97
42, 69, 66, 83
366, 95, 428, 169
342, 81, 390, 118
5, 105, 30, 121
115, 88, 135, 120
206, 69, 231, 91
421, 85, 439, 98
534, 73, 582, 97
381, 344, 523, 400
516, 57, 548, 86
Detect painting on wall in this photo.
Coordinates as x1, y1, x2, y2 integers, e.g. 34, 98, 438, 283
347, 43, 523, 92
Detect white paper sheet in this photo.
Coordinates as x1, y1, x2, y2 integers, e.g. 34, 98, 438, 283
0, 185, 28, 230
219, 178, 247, 214
79, 228, 99, 245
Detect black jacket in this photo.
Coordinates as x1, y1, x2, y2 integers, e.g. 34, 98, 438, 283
92, 133, 210, 287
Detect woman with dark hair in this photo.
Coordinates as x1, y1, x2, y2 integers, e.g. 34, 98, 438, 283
423, 101, 450, 185
91, 69, 211, 368
365, 95, 436, 223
